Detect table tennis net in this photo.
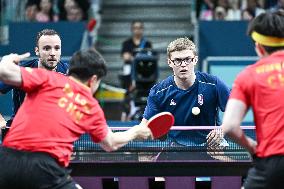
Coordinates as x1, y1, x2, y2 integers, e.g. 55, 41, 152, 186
74, 126, 256, 154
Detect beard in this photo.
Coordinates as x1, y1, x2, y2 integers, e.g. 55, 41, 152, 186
40, 58, 58, 70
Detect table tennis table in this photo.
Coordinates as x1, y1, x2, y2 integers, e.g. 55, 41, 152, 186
70, 151, 252, 177
70, 126, 255, 189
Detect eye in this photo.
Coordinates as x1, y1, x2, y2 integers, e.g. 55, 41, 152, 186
174, 59, 182, 63
43, 46, 51, 50
185, 57, 192, 62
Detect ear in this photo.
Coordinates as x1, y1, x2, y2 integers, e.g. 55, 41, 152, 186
35, 47, 39, 56
168, 58, 173, 68
193, 56, 198, 66
255, 43, 267, 57
88, 75, 98, 87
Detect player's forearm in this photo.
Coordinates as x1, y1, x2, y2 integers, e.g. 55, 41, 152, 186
100, 125, 151, 152
99, 126, 139, 152
224, 126, 256, 154
110, 126, 139, 150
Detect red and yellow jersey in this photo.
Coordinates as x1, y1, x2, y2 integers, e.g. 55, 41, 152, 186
230, 51, 284, 157
3, 67, 108, 167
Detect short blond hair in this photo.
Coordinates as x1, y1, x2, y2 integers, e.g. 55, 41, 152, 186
167, 37, 197, 58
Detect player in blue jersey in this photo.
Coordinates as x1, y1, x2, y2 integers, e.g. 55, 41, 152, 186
141, 37, 230, 153
0, 29, 69, 140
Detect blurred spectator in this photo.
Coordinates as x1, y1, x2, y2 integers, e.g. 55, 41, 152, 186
120, 21, 152, 89
198, 0, 215, 20
226, 0, 242, 20
58, 0, 90, 21
120, 21, 153, 121
212, 0, 231, 20
35, 0, 58, 22
199, 0, 242, 21
242, 0, 265, 20
25, 0, 39, 22
66, 5, 83, 21
214, 6, 227, 20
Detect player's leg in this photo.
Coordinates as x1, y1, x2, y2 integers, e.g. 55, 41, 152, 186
0, 146, 40, 188
263, 156, 284, 189
0, 147, 18, 188
25, 152, 79, 189
244, 156, 284, 189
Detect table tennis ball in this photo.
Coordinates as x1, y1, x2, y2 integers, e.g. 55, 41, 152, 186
192, 107, 200, 115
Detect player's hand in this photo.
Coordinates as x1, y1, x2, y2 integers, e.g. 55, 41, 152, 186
0, 114, 6, 129
0, 120, 6, 129
206, 128, 224, 149
1, 52, 30, 65
134, 124, 153, 140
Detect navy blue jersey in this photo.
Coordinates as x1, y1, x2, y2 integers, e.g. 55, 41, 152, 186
0, 59, 69, 126
143, 71, 230, 145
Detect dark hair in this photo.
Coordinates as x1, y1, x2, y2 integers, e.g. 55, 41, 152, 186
68, 49, 107, 81
131, 20, 144, 29
247, 10, 284, 53
25, 0, 38, 9
75, 0, 90, 20
58, 0, 90, 20
43, 0, 55, 22
36, 29, 60, 47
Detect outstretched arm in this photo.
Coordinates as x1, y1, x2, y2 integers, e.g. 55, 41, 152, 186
99, 124, 152, 152
0, 53, 30, 86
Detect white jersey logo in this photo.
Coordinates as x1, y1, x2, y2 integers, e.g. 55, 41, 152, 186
198, 94, 204, 106
170, 99, 176, 106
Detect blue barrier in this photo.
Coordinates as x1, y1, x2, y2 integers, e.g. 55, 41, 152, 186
203, 56, 258, 123
198, 21, 256, 70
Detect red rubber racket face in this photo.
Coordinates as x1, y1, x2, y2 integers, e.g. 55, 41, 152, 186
147, 112, 175, 139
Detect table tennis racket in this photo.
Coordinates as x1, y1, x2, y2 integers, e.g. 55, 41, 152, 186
147, 112, 175, 139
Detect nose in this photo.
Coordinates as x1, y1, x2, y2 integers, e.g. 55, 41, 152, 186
180, 60, 188, 67
50, 48, 56, 56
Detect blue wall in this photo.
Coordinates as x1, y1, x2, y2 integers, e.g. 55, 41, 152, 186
1, 22, 86, 56
198, 21, 256, 69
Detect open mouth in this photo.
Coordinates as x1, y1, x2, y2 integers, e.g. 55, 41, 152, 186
180, 69, 187, 73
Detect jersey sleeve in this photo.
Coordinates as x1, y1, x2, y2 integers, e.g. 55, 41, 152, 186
230, 69, 252, 106
20, 67, 49, 93
143, 89, 161, 120
216, 76, 231, 112
88, 103, 109, 143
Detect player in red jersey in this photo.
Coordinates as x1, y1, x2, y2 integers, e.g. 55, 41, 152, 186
0, 49, 152, 189
219, 11, 284, 189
